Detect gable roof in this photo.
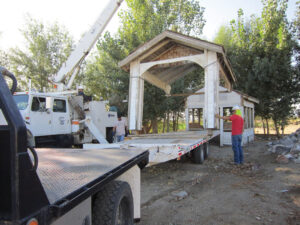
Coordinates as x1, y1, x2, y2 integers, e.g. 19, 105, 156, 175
119, 30, 236, 84
190, 86, 259, 104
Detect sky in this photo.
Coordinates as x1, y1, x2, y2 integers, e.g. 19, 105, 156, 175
0, 0, 298, 51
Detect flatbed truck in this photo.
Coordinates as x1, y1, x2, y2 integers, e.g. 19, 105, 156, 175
0, 67, 149, 225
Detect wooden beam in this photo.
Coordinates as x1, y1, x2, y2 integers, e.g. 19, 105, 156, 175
140, 54, 206, 75
142, 71, 171, 94
168, 65, 197, 84
139, 40, 171, 62
157, 64, 194, 83
167, 90, 228, 97
218, 59, 232, 91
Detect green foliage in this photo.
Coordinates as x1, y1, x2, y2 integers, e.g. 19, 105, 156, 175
214, 0, 299, 136
85, 0, 206, 130
8, 15, 73, 91
0, 50, 10, 69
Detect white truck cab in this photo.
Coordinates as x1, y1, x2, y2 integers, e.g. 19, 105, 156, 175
14, 92, 71, 136
10, 91, 118, 147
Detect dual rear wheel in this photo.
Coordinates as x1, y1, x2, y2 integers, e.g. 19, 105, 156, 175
191, 143, 209, 164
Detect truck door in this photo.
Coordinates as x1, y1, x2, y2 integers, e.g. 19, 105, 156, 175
29, 96, 53, 136
52, 98, 71, 135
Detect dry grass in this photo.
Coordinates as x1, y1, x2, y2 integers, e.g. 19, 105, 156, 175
255, 120, 300, 135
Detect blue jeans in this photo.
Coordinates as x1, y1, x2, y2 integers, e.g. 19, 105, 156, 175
232, 135, 243, 164
116, 135, 124, 142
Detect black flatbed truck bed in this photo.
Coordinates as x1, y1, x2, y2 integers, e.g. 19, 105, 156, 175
0, 67, 149, 225
36, 147, 148, 211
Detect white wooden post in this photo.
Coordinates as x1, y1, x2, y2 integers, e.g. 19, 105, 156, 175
220, 106, 224, 146
185, 108, 189, 131
128, 59, 144, 130
204, 51, 219, 129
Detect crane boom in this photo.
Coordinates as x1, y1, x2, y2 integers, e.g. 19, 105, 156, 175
52, 0, 123, 90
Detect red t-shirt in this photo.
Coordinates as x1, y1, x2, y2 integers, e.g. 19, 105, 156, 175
230, 114, 244, 135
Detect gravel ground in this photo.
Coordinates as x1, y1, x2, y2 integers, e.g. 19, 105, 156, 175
137, 139, 300, 225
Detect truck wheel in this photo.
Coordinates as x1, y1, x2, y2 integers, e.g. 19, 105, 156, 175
203, 143, 209, 159
192, 146, 204, 164
92, 181, 133, 225
57, 134, 73, 148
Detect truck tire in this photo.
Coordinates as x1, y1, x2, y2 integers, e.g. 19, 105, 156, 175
92, 181, 133, 225
57, 134, 73, 148
192, 146, 204, 164
203, 143, 209, 159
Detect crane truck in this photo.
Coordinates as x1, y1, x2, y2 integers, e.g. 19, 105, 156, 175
0, 66, 149, 224
2, 0, 125, 147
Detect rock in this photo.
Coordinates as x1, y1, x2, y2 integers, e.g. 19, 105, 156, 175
172, 190, 188, 200
289, 135, 298, 143
268, 147, 276, 153
279, 137, 294, 148
276, 155, 289, 164
277, 189, 289, 193
291, 143, 300, 153
292, 157, 300, 164
272, 145, 292, 154
267, 141, 273, 146
284, 153, 295, 159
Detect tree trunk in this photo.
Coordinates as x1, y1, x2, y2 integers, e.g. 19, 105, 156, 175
162, 114, 166, 133
167, 112, 170, 133
152, 118, 158, 134
143, 121, 152, 134
266, 118, 270, 137
172, 113, 176, 132
281, 123, 285, 135
273, 119, 280, 138
262, 118, 266, 135
176, 112, 179, 131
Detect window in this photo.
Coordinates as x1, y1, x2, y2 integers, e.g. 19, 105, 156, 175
248, 108, 251, 129
188, 108, 203, 129
251, 108, 254, 128
243, 107, 254, 129
13, 94, 29, 110
53, 99, 66, 113
31, 97, 46, 112
223, 107, 232, 131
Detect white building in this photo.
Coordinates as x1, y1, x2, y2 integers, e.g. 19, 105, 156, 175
185, 86, 259, 146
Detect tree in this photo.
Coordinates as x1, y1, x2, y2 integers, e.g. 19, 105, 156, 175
9, 15, 73, 91
0, 33, 10, 69
0, 50, 10, 69
214, 0, 298, 137
85, 0, 206, 133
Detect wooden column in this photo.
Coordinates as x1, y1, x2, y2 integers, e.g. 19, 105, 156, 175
128, 59, 144, 130
220, 107, 224, 146
204, 51, 219, 129
185, 108, 189, 131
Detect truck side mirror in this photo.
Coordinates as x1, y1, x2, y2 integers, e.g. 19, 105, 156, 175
46, 97, 53, 110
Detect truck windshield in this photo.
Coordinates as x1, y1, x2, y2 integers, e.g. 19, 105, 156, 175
13, 95, 29, 110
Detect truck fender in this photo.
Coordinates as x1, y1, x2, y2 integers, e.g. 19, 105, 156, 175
27, 129, 35, 147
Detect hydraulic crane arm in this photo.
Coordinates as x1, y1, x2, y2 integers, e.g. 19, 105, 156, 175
52, 0, 123, 91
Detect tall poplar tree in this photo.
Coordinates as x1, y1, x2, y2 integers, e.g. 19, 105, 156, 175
9, 16, 73, 91
214, 0, 299, 136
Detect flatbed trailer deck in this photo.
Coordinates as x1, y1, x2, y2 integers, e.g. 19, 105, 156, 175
85, 130, 220, 165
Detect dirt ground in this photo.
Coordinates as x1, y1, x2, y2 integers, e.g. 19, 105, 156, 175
137, 138, 300, 225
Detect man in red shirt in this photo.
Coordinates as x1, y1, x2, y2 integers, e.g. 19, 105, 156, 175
215, 105, 244, 165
